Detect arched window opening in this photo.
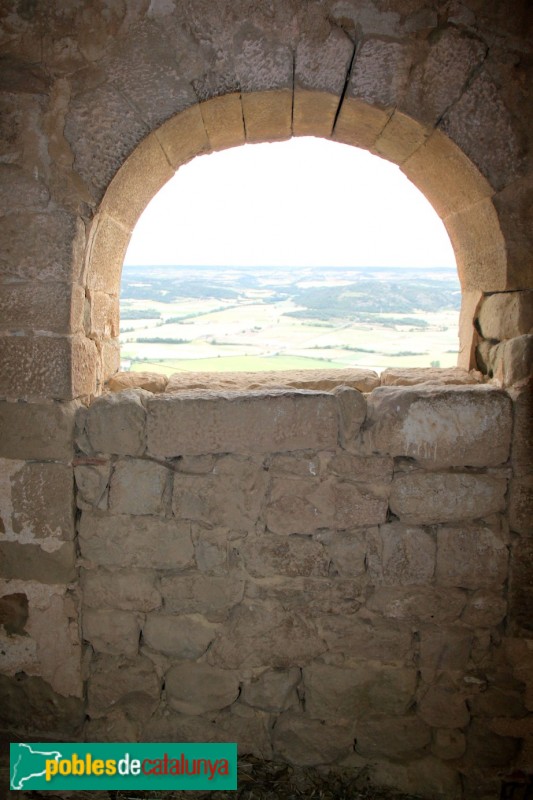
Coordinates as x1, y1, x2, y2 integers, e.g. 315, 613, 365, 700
120, 137, 458, 376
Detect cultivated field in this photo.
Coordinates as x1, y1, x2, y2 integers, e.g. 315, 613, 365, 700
119, 265, 460, 375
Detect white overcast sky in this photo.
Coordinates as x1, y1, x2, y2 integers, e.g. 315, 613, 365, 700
125, 137, 456, 270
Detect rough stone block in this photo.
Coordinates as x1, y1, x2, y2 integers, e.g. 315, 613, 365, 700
374, 110, 430, 165
0, 211, 85, 284
192, 527, 233, 575
317, 529, 368, 578
82, 390, 148, 456
303, 662, 417, 718
266, 477, 387, 534
419, 626, 472, 677
464, 719, 521, 768
83, 608, 140, 657
293, 89, 340, 138
239, 534, 330, 578
458, 290, 483, 370
478, 291, 533, 341
108, 371, 168, 393
327, 453, 393, 483
172, 456, 268, 529
355, 715, 431, 759
418, 684, 470, 728
272, 712, 354, 766
165, 368, 379, 393
369, 756, 462, 800
85, 213, 131, 294
508, 537, 533, 635
509, 382, 533, 477
436, 522, 509, 589
208, 601, 325, 669
335, 386, 367, 449
161, 573, 244, 622
0, 400, 78, 460
369, 522, 436, 585
245, 575, 363, 619
0, 282, 84, 335
379, 367, 481, 387
509, 475, 533, 535
0, 164, 50, 213
78, 512, 194, 570
3, 461, 75, 547
333, 97, 390, 150
367, 586, 467, 624
0, 333, 97, 400
348, 38, 413, 108
87, 290, 119, 339
87, 653, 160, 716
165, 662, 239, 716
432, 729, 466, 761
390, 472, 507, 525
241, 668, 300, 713
142, 612, 218, 659
461, 591, 507, 628
316, 615, 413, 664
490, 335, 533, 387
0, 673, 84, 736
363, 385, 512, 468
74, 463, 110, 510
109, 458, 170, 515
147, 390, 338, 457
81, 569, 161, 612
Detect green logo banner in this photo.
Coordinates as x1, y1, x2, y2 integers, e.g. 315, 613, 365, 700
10, 742, 237, 791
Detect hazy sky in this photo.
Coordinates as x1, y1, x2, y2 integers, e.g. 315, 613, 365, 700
125, 137, 456, 270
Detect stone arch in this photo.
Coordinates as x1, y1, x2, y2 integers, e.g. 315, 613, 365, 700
85, 89, 507, 390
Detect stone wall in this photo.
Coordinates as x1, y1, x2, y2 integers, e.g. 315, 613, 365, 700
2, 369, 531, 799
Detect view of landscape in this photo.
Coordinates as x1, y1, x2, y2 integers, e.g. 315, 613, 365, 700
119, 264, 461, 375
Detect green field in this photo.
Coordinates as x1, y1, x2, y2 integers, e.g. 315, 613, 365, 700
119, 265, 460, 374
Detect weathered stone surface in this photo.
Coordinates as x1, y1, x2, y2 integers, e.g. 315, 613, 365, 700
241, 668, 300, 712
0, 579, 82, 698
363, 385, 512, 467
82, 390, 148, 456
327, 453, 393, 483
165, 663, 239, 715
87, 653, 161, 716
509, 382, 533, 477
367, 586, 467, 624
461, 591, 507, 628
192, 527, 234, 575
348, 37, 413, 108
0, 400, 78, 461
508, 537, 533, 635
245, 576, 364, 619
490, 335, 533, 387
83, 608, 140, 657
81, 569, 161, 612
0, 282, 84, 335
432, 728, 466, 760
108, 371, 168, 393
436, 522, 509, 589
109, 458, 170, 515
355, 715, 431, 758
266, 477, 388, 534
418, 684, 470, 728
509, 475, 533, 535
208, 602, 325, 669
0, 673, 84, 735
78, 512, 194, 570
369, 756, 462, 800
390, 472, 507, 525
87, 290, 119, 339
368, 522, 436, 585
335, 386, 367, 449
0, 540, 76, 584
241, 90, 292, 143
143, 612, 218, 658
478, 291, 533, 341
304, 662, 417, 719
161, 573, 244, 622
272, 712, 354, 766
74, 463, 110, 510
419, 626, 472, 677
317, 529, 369, 578
464, 719, 521, 767
0, 460, 74, 547
172, 456, 268, 530
380, 367, 481, 386
165, 368, 379, 393
147, 390, 338, 457
316, 615, 413, 664
239, 534, 329, 578
0, 333, 97, 400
